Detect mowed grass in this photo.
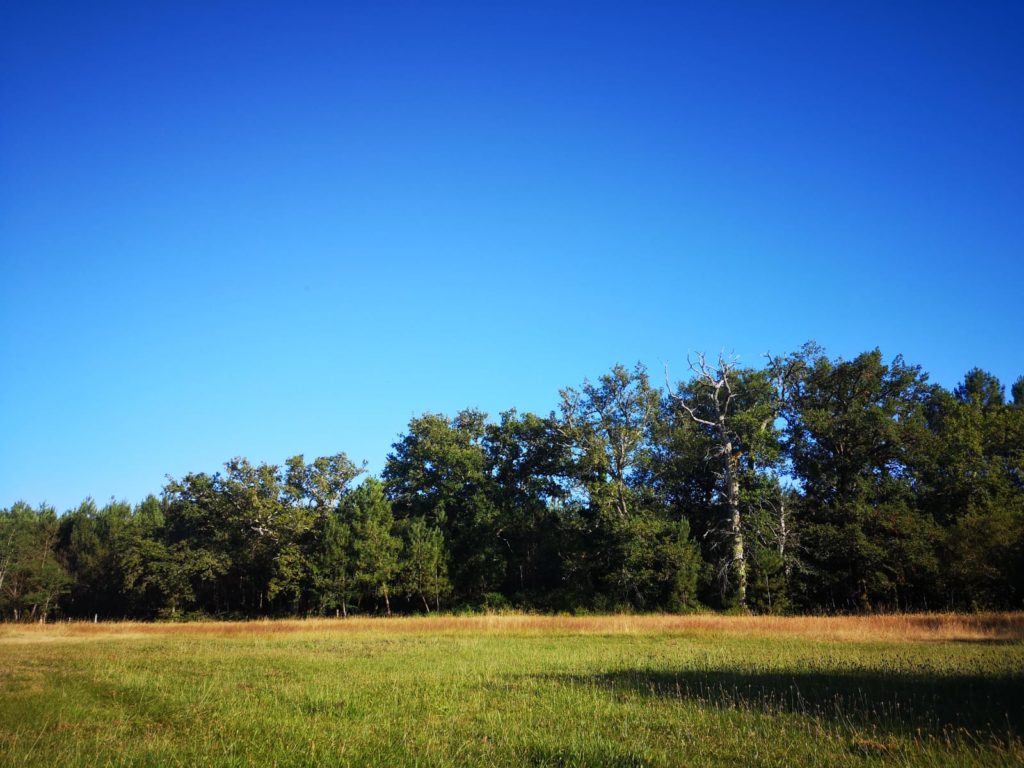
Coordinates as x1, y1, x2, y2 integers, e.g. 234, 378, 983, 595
1, 615, 1022, 767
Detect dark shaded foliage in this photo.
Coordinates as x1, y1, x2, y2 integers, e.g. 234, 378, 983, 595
2, 346, 1022, 619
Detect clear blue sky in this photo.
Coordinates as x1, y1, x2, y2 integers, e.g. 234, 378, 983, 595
2, 2, 1022, 511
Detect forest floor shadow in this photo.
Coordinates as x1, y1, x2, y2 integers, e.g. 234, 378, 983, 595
539, 667, 1024, 739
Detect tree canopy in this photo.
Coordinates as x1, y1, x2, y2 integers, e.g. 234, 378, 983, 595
3, 343, 1022, 620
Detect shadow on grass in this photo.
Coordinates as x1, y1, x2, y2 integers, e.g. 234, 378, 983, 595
940, 638, 1022, 645
541, 668, 1024, 739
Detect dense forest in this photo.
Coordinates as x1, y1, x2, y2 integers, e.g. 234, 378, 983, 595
3, 344, 1022, 621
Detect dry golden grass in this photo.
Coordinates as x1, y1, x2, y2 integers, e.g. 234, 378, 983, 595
2, 611, 1021, 644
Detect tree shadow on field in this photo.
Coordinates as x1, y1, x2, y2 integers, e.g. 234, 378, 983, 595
942, 638, 1021, 645
541, 667, 1024, 739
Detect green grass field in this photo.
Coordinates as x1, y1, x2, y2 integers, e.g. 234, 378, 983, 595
1, 615, 1022, 767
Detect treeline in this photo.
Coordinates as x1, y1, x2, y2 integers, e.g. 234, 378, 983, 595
3, 344, 1023, 621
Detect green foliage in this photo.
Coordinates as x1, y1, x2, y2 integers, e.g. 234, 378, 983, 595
312, 508, 354, 615
955, 368, 1006, 408
917, 374, 1024, 608
401, 517, 450, 612
1012, 375, 1024, 407
783, 350, 941, 610
0, 503, 70, 620
384, 410, 506, 603
6, 345, 1023, 619
658, 518, 702, 612
347, 479, 402, 615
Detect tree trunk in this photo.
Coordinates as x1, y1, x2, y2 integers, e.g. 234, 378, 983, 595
383, 586, 391, 617
778, 494, 791, 581
434, 565, 441, 613
724, 445, 747, 607
615, 483, 629, 520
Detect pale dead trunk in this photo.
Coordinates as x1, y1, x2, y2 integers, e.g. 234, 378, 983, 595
0, 529, 14, 594
778, 494, 791, 580
616, 484, 629, 519
723, 442, 747, 607
435, 564, 441, 613
670, 352, 754, 610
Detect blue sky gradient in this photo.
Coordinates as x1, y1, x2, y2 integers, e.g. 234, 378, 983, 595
2, 2, 1022, 510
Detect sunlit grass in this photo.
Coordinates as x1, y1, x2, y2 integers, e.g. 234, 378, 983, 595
2, 614, 1022, 767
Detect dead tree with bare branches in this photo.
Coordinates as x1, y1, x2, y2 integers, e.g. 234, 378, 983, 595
667, 353, 748, 605
666, 352, 784, 608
